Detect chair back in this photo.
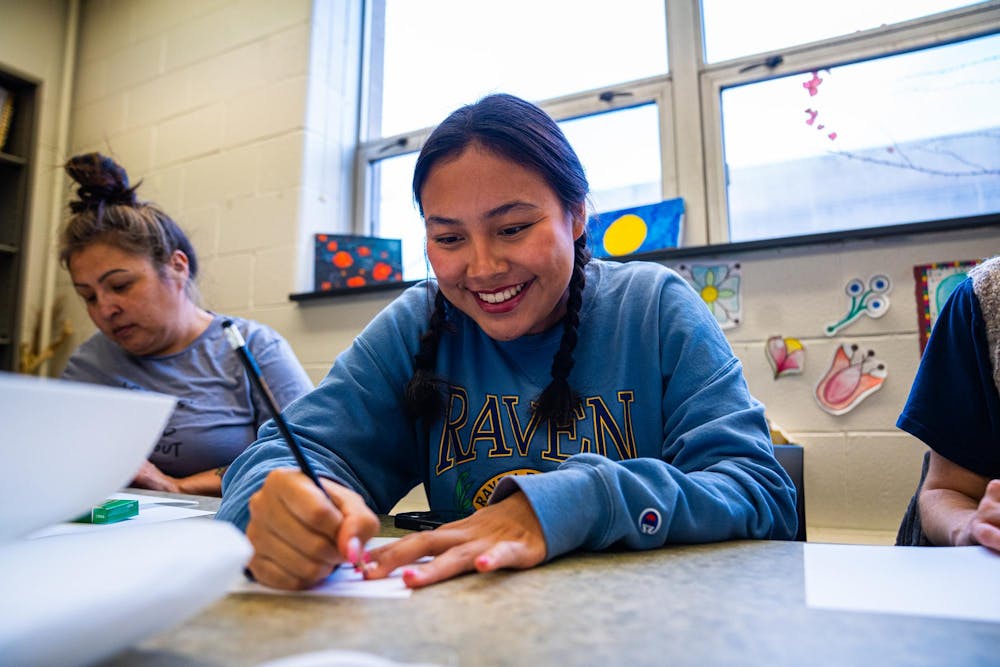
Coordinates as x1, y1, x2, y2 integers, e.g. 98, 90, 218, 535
895, 450, 932, 546
773, 444, 807, 542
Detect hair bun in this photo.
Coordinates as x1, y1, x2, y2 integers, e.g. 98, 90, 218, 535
65, 152, 139, 213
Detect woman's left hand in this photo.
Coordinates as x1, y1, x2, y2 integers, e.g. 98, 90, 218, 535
363, 491, 547, 588
132, 460, 180, 493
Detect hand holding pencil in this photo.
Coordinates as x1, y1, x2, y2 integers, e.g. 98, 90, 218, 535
243, 468, 379, 590
222, 320, 379, 590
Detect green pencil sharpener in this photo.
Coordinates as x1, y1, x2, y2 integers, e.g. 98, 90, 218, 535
73, 499, 139, 524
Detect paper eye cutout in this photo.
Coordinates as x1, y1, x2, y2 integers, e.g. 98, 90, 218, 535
845, 279, 865, 297
869, 274, 891, 294
826, 274, 894, 336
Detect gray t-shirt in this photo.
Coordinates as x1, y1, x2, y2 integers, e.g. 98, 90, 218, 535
62, 314, 313, 477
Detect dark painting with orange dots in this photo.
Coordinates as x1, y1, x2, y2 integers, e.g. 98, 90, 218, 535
314, 234, 403, 291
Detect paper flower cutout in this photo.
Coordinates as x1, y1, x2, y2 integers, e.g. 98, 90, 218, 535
815, 343, 887, 415
825, 274, 892, 336
766, 336, 805, 379
676, 263, 742, 329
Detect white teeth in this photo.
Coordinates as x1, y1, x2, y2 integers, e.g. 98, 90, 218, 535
477, 283, 525, 304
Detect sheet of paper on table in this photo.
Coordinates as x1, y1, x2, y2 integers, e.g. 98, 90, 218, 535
257, 648, 445, 667
231, 537, 422, 599
804, 543, 1000, 623
25, 493, 214, 540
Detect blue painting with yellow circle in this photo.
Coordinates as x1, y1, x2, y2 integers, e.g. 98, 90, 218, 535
587, 198, 684, 259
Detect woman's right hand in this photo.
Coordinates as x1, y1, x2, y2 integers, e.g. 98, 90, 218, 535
244, 468, 380, 590
964, 479, 1000, 551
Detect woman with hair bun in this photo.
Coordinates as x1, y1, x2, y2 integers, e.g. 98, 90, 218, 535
218, 94, 797, 590
59, 152, 312, 496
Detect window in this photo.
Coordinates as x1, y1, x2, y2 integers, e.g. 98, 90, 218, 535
720, 32, 1000, 242
561, 103, 665, 216
701, 0, 984, 63
355, 1, 999, 286
371, 0, 668, 139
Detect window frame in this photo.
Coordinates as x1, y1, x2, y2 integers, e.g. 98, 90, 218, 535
353, 0, 1000, 250
701, 2, 1000, 244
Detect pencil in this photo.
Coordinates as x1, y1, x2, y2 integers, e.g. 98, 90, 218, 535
221, 320, 366, 569
221, 319, 325, 490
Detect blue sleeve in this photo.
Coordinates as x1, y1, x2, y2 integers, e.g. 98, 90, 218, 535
217, 288, 432, 529
493, 271, 797, 558
897, 279, 1000, 478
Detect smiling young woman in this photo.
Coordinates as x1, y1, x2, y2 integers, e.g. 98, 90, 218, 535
218, 94, 798, 592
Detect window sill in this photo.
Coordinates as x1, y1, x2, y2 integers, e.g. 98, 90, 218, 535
291, 280, 421, 302
289, 213, 998, 303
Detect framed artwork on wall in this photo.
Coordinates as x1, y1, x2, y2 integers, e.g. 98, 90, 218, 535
586, 198, 683, 259
912, 259, 981, 353
314, 234, 403, 291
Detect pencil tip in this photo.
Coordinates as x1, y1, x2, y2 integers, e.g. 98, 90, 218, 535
221, 319, 233, 329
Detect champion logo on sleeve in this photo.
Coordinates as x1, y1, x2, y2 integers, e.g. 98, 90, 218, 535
638, 508, 661, 535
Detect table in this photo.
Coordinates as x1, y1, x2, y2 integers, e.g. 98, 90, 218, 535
101, 492, 999, 667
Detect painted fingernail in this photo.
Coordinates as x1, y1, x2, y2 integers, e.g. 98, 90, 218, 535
347, 536, 361, 564
476, 555, 493, 569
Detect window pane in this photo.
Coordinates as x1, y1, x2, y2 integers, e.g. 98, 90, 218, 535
559, 104, 663, 214
371, 152, 425, 281
721, 33, 1000, 243
702, 0, 985, 63
377, 0, 667, 137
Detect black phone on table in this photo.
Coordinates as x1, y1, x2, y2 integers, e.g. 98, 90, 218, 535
393, 510, 468, 531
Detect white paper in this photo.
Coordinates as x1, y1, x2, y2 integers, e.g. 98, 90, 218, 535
232, 537, 427, 599
233, 562, 414, 599
108, 491, 200, 507
804, 543, 1000, 623
0, 374, 176, 543
26, 505, 215, 539
0, 520, 251, 667
257, 649, 444, 667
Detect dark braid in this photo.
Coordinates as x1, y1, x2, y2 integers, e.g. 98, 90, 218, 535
404, 288, 452, 421
533, 235, 591, 425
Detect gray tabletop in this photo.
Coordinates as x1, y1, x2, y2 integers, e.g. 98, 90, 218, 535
102, 492, 1000, 667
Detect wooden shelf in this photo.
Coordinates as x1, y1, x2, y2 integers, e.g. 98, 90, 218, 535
0, 151, 27, 166
290, 279, 420, 302
0, 69, 37, 371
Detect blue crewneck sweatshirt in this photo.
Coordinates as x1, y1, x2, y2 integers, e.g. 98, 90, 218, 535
218, 259, 797, 558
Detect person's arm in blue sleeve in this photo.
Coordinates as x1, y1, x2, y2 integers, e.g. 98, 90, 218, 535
493, 277, 797, 560
218, 289, 430, 531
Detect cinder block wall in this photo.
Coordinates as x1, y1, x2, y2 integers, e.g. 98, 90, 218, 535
11, 0, 999, 540
55, 0, 361, 382
700, 227, 1000, 541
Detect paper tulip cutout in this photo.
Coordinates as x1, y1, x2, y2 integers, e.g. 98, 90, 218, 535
766, 336, 805, 379
815, 343, 887, 415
